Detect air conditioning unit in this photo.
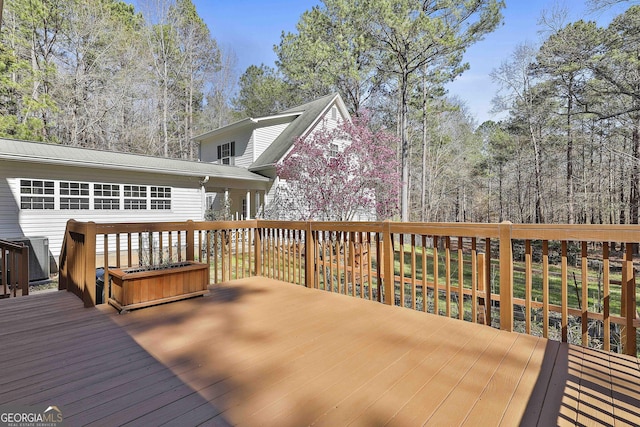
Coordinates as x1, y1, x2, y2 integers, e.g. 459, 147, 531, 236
6, 236, 50, 282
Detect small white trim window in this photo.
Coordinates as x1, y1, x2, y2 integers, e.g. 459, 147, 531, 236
60, 181, 89, 210
217, 141, 235, 165
151, 186, 171, 210
124, 185, 147, 210
94, 184, 120, 210
329, 143, 339, 158
20, 179, 54, 209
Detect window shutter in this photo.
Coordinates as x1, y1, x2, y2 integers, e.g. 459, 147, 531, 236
217, 145, 222, 159
231, 141, 236, 157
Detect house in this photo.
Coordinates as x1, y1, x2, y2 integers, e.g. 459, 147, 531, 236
0, 93, 350, 277
193, 93, 350, 219
0, 139, 270, 273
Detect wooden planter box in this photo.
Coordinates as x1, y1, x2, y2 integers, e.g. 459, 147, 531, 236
108, 261, 209, 312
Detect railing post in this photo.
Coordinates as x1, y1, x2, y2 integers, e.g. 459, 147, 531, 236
254, 222, 262, 277
186, 220, 195, 261
499, 221, 513, 331
19, 244, 29, 296
305, 221, 315, 288
383, 220, 394, 306
622, 243, 637, 356
83, 221, 97, 308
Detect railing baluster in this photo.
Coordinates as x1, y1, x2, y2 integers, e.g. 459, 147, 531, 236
104, 234, 109, 304
581, 241, 589, 347
433, 236, 439, 316
359, 232, 365, 299
213, 231, 219, 283
561, 240, 568, 343
485, 238, 491, 327
411, 234, 417, 310
399, 233, 405, 307
478, 252, 486, 324
445, 236, 451, 318
471, 238, 477, 323
622, 243, 636, 356
543, 240, 549, 339
116, 234, 121, 268
376, 232, 383, 302
458, 236, 463, 321
422, 235, 428, 312
603, 242, 610, 352
525, 239, 532, 335
226, 229, 231, 281
127, 232, 132, 267
231, 229, 240, 279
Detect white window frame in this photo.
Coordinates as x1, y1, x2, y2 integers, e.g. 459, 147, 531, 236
60, 181, 90, 210
150, 186, 171, 210
124, 185, 147, 210
218, 141, 235, 165
329, 143, 339, 158
94, 183, 120, 210
20, 179, 55, 210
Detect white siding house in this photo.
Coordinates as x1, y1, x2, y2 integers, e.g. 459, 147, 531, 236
0, 139, 270, 271
193, 93, 350, 218
0, 93, 352, 278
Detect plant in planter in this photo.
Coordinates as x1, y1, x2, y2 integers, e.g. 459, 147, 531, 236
108, 232, 209, 313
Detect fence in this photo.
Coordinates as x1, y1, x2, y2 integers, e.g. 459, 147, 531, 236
59, 219, 639, 356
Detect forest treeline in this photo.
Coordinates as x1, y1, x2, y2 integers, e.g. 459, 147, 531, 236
1, 0, 639, 225
0, 0, 235, 158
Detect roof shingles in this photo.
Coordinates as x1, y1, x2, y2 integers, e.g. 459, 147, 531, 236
0, 138, 269, 183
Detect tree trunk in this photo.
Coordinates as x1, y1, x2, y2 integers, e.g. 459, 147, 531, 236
400, 70, 409, 222
529, 121, 544, 223
630, 116, 640, 226
421, 73, 428, 222
567, 92, 574, 224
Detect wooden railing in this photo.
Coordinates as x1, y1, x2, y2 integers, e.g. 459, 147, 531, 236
59, 219, 640, 356
0, 239, 29, 298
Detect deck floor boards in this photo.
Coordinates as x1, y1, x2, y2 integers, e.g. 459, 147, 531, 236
1, 277, 639, 426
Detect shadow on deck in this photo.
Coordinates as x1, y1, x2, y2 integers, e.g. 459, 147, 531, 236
1, 278, 639, 426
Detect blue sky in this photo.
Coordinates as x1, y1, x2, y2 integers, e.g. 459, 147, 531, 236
194, 1, 631, 124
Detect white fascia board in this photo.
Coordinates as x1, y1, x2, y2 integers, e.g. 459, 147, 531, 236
192, 117, 257, 141
253, 112, 303, 123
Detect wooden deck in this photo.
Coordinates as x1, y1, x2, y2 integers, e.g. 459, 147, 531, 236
1, 278, 639, 426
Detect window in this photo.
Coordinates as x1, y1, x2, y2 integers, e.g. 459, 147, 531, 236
217, 141, 235, 165
124, 185, 147, 210
331, 106, 337, 121
20, 180, 54, 209
329, 143, 339, 158
60, 182, 89, 210
94, 184, 120, 210
151, 186, 171, 210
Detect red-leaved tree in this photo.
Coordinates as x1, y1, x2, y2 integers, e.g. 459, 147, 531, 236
273, 115, 400, 221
